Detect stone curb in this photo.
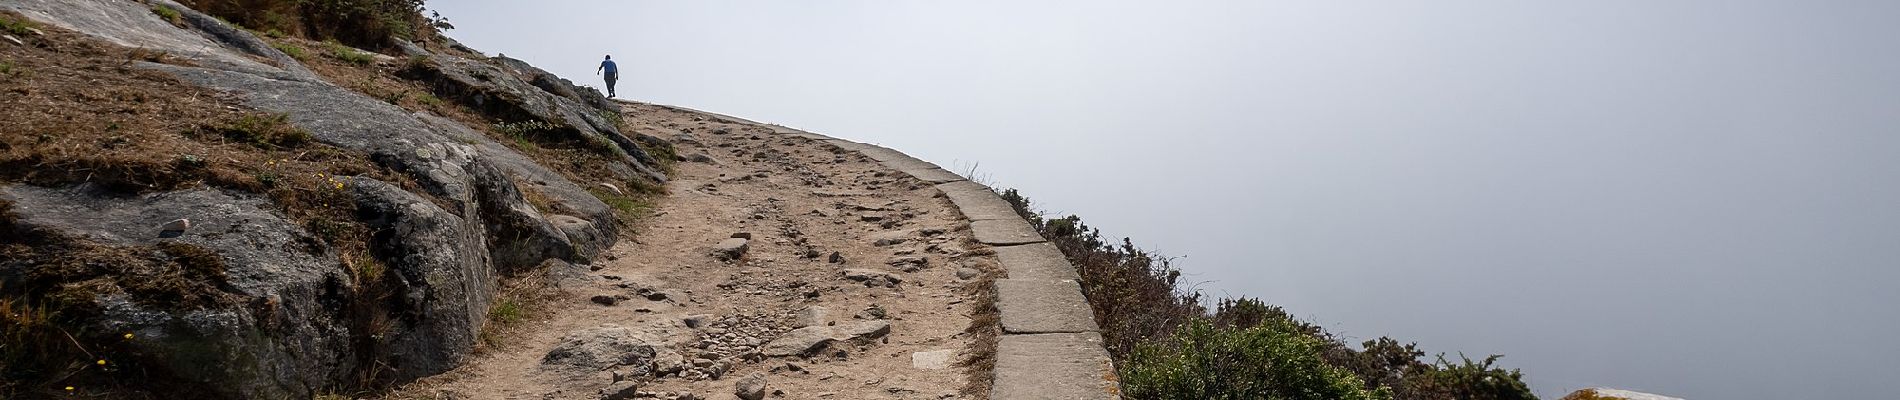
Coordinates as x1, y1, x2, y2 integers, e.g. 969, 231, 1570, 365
724, 116, 1119, 399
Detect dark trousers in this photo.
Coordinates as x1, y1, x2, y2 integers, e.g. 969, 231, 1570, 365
604, 73, 618, 96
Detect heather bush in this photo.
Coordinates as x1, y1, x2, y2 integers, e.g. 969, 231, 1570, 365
1000, 188, 1537, 400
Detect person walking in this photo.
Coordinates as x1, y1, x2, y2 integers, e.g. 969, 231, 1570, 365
597, 55, 619, 98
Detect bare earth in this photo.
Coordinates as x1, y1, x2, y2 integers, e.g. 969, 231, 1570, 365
398, 103, 997, 400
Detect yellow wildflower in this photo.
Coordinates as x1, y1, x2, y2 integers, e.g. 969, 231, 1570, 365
97, 359, 107, 365
124, 332, 135, 339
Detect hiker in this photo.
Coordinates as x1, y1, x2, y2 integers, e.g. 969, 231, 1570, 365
597, 55, 619, 98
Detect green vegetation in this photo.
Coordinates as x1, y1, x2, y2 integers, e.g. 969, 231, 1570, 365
325, 40, 374, 66
1124, 319, 1388, 400
271, 42, 306, 60
150, 4, 183, 25
999, 190, 1538, 400
175, 0, 450, 50
1, 14, 35, 36
591, 188, 654, 220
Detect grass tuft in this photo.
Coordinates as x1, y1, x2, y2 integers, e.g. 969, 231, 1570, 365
150, 5, 182, 26
324, 40, 374, 66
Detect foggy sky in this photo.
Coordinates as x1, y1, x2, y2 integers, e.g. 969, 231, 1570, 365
431, 1, 1900, 398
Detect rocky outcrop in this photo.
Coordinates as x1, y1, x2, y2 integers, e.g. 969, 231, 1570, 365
0, 0, 663, 397
0, 184, 352, 399
1561, 388, 1685, 400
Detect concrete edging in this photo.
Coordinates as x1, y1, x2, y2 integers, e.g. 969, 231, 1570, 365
756, 126, 1120, 399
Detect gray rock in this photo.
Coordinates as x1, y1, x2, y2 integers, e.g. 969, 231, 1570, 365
351, 178, 494, 380
955, 267, 982, 280
827, 252, 845, 264
0, 184, 351, 399
735, 372, 768, 400
712, 238, 749, 260
653, 349, 686, 374
683, 314, 713, 329
888, 256, 929, 272
543, 325, 658, 373
830, 320, 891, 343
760, 326, 834, 357
601, 381, 641, 400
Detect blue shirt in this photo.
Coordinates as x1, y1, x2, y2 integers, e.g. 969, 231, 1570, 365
600, 60, 618, 75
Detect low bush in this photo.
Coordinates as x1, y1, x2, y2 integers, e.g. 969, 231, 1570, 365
1000, 189, 1538, 400
1123, 319, 1389, 400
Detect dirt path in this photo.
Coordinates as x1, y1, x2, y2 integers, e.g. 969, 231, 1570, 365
399, 103, 997, 400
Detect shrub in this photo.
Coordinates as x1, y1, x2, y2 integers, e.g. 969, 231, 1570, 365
1123, 319, 1389, 400
174, 0, 448, 50
1001, 189, 1539, 400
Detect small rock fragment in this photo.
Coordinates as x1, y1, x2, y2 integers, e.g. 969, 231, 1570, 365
684, 314, 713, 329
735, 372, 768, 400
600, 381, 640, 400
955, 267, 981, 280
827, 252, 845, 264
159, 218, 191, 233
712, 238, 749, 260
591, 295, 619, 306
597, 182, 624, 195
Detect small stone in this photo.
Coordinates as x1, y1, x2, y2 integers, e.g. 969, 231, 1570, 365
887, 257, 928, 271
654, 350, 686, 374
731, 232, 753, 239
735, 372, 768, 400
591, 295, 619, 306
760, 326, 834, 357
2, 35, 20, 46
910, 350, 955, 370
597, 182, 625, 195
955, 267, 980, 280
711, 238, 749, 260
827, 252, 845, 264
160, 218, 191, 232
684, 314, 713, 329
784, 362, 806, 372
859, 213, 885, 222
692, 358, 715, 368
600, 381, 640, 400
842, 269, 900, 287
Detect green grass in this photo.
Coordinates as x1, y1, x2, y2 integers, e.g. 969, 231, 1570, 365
591, 188, 654, 220
324, 40, 374, 66
271, 43, 306, 60
490, 298, 524, 325
348, 250, 384, 282
150, 4, 182, 25
1, 15, 36, 36
415, 93, 444, 107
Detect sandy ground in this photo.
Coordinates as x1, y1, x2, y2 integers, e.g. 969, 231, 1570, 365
397, 103, 996, 400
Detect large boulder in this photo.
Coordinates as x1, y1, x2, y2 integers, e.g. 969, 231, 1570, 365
0, 184, 353, 399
